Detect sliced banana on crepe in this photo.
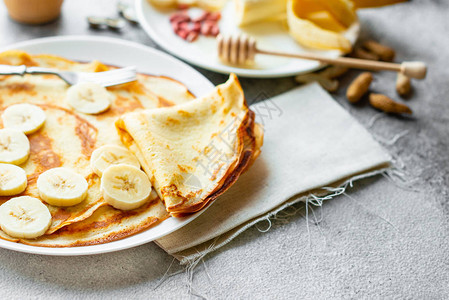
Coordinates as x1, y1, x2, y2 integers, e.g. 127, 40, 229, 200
66, 82, 112, 114
0, 129, 30, 165
0, 163, 27, 196
90, 145, 140, 177
101, 164, 152, 210
0, 196, 52, 239
37, 167, 88, 206
2, 103, 46, 135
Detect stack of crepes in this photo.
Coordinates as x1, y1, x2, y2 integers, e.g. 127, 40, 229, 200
0, 50, 261, 247
116, 73, 263, 217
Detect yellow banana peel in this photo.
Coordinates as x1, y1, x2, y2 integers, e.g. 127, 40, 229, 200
316, 0, 356, 27
305, 11, 346, 32
287, 0, 355, 53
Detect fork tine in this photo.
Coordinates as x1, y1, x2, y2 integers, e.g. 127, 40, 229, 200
86, 72, 137, 86
81, 67, 136, 78
100, 75, 138, 87
87, 66, 135, 75
78, 67, 137, 86
80, 67, 136, 80
83, 72, 136, 84
86, 71, 137, 84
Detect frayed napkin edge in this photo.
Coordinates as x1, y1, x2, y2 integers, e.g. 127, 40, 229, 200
168, 163, 392, 265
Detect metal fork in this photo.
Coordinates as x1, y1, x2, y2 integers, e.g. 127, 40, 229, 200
0, 64, 137, 87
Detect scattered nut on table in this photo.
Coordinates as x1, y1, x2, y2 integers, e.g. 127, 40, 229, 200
318, 65, 349, 79
369, 93, 412, 114
362, 40, 395, 62
295, 73, 339, 92
396, 73, 412, 96
346, 72, 373, 103
351, 47, 380, 61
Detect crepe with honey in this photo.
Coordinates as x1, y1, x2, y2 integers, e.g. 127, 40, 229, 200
116, 74, 262, 216
0, 50, 194, 238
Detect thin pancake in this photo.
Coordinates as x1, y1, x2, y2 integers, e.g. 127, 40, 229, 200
0, 50, 193, 235
116, 74, 261, 215
0, 190, 169, 247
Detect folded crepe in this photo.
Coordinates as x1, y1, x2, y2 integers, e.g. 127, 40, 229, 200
116, 74, 263, 216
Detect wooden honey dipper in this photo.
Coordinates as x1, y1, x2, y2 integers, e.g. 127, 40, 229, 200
217, 34, 427, 79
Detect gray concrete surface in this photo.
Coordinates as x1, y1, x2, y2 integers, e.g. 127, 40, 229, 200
0, 0, 448, 299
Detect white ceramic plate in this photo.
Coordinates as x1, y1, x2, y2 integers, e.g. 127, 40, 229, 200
0, 36, 214, 256
135, 0, 360, 78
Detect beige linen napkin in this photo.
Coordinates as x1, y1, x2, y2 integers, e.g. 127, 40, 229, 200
155, 83, 391, 264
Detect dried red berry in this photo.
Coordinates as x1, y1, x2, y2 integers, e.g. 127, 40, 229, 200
193, 11, 210, 22
170, 8, 221, 42
206, 12, 221, 21
201, 22, 212, 36
210, 24, 220, 36
170, 13, 190, 23
178, 21, 190, 31
177, 29, 189, 40
186, 31, 199, 42
171, 22, 180, 32
192, 21, 201, 33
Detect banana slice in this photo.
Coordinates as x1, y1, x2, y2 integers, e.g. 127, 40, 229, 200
1, 103, 46, 135
0, 163, 27, 196
37, 167, 88, 207
66, 82, 112, 114
90, 145, 140, 177
0, 196, 51, 239
101, 164, 152, 210
0, 129, 30, 165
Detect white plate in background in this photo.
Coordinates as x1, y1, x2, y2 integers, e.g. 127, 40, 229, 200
136, 0, 360, 78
